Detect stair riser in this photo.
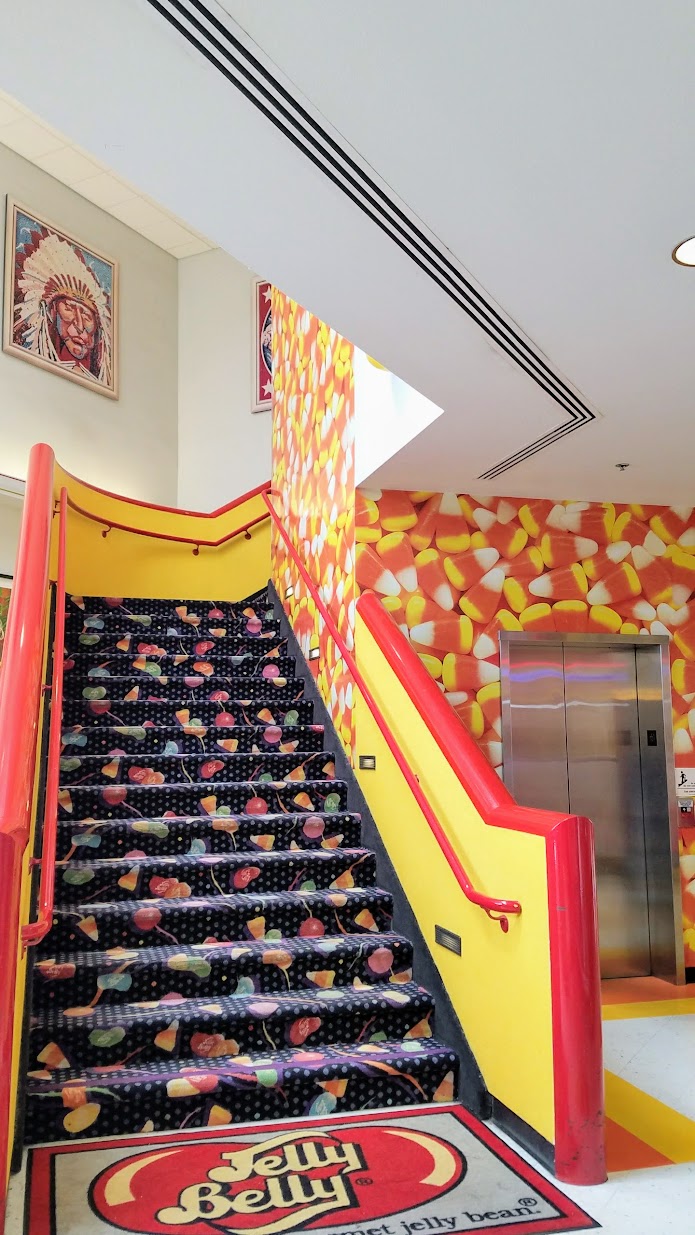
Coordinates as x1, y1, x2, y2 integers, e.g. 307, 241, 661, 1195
64, 677, 306, 702
63, 642, 286, 661
62, 698, 314, 728
58, 813, 362, 861
56, 851, 376, 904
41, 889, 394, 953
25, 1045, 458, 1143
32, 936, 414, 1011
59, 752, 336, 789
64, 655, 296, 680
59, 780, 348, 821
30, 987, 434, 1070
66, 593, 271, 622
66, 617, 281, 639
61, 723, 325, 756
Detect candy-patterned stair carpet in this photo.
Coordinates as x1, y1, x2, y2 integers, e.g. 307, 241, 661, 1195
26, 588, 458, 1143
25, 1106, 597, 1235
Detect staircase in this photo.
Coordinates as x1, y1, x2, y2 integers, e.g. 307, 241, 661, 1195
26, 587, 458, 1142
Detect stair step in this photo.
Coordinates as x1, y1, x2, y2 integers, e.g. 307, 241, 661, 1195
59, 778, 348, 821
58, 812, 362, 860
33, 933, 414, 1011
62, 697, 314, 729
55, 848, 376, 904
34, 584, 457, 1145
64, 653, 296, 680
66, 592, 271, 623
41, 886, 394, 953
25, 1038, 458, 1142
30, 980, 434, 1070
59, 751, 336, 789
66, 615, 282, 640
61, 722, 325, 756
64, 633, 288, 660
63, 675, 306, 702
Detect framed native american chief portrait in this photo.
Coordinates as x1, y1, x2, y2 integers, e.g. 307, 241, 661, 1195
3, 200, 118, 398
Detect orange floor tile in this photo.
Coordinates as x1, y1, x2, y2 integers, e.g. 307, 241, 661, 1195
601, 976, 694, 1005
604, 1116, 673, 1172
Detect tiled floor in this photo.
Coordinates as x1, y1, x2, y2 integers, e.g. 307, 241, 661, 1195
490, 977, 695, 1231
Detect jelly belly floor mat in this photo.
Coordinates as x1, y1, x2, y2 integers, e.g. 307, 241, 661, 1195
25, 1104, 598, 1235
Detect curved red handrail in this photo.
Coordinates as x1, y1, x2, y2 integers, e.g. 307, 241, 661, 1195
262, 493, 520, 929
0, 443, 55, 1229
357, 590, 604, 1186
22, 487, 67, 946
65, 494, 270, 550
264, 494, 603, 1185
60, 469, 271, 518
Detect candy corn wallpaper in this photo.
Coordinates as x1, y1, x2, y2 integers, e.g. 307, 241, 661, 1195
271, 290, 356, 754
355, 490, 695, 968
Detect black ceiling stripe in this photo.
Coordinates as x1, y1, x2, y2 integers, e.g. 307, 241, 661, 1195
147, 0, 596, 476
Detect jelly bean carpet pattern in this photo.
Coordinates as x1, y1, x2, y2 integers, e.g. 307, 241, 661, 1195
356, 488, 695, 969
26, 588, 457, 1143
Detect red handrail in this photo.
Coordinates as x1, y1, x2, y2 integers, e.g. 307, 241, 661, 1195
65, 494, 270, 550
262, 493, 520, 930
356, 591, 604, 1187
22, 488, 67, 946
0, 443, 55, 1229
60, 470, 272, 518
264, 494, 603, 1186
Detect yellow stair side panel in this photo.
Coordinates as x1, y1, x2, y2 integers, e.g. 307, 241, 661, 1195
53, 465, 270, 601
353, 614, 555, 1145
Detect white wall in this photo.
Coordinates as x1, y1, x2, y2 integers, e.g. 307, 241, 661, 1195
353, 348, 444, 487
177, 249, 271, 511
0, 142, 178, 502
0, 495, 22, 578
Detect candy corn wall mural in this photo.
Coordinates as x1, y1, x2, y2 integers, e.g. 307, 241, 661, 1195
355, 490, 695, 969
271, 290, 356, 754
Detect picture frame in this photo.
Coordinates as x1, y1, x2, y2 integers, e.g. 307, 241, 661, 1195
3, 198, 119, 399
252, 277, 272, 412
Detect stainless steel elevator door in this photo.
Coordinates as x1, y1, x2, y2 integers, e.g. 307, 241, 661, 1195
563, 645, 651, 979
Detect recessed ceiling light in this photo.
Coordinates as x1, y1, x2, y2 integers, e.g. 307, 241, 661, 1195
672, 237, 695, 266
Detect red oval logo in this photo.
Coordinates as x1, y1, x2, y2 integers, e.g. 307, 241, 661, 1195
91, 1125, 465, 1234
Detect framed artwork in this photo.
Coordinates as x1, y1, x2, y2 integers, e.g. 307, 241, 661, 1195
252, 277, 272, 411
0, 583, 12, 665
3, 199, 118, 399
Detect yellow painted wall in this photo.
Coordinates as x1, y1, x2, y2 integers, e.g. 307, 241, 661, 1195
53, 466, 270, 601
354, 614, 555, 1144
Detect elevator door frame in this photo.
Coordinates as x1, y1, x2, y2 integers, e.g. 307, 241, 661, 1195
499, 632, 684, 984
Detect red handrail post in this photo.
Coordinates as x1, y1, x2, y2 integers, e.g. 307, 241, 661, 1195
22, 488, 67, 947
0, 443, 55, 1231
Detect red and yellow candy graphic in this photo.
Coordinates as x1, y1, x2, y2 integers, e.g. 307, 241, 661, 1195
356, 491, 695, 963
271, 292, 356, 755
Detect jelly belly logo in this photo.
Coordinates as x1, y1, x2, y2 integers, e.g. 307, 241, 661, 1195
91, 1126, 465, 1235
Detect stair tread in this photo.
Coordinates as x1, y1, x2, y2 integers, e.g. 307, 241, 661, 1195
54, 885, 392, 914
27, 1036, 455, 1089
33, 978, 431, 1030
59, 847, 372, 875
36, 931, 411, 971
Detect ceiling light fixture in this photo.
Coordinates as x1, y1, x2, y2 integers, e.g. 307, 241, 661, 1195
672, 237, 695, 266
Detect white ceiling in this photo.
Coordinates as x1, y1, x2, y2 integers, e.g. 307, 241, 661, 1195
0, 89, 212, 258
2, 1, 695, 502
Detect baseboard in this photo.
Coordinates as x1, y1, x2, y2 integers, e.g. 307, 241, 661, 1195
490, 1095, 556, 1176
268, 579, 491, 1121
